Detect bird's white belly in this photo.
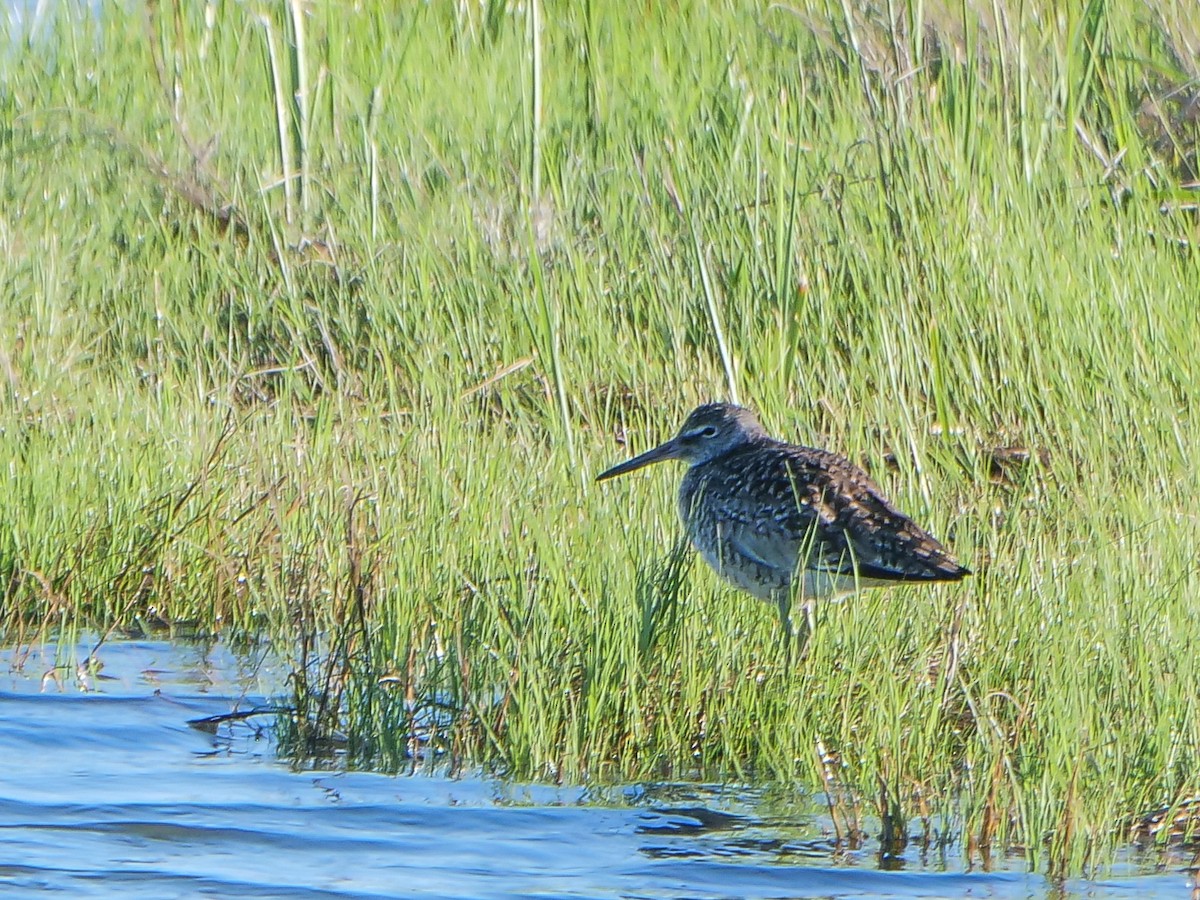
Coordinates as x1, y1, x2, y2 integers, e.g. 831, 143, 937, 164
695, 543, 784, 600
694, 541, 869, 603
796, 569, 864, 602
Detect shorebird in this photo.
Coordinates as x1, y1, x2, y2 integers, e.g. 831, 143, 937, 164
596, 403, 969, 638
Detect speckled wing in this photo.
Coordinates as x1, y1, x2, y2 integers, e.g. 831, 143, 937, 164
680, 442, 968, 585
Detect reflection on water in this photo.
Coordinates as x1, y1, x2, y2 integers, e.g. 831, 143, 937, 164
0, 638, 1192, 899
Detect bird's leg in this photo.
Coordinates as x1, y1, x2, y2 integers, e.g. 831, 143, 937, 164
774, 591, 812, 664
774, 592, 796, 665
778, 595, 814, 662
775, 591, 793, 640
802, 599, 816, 643
795, 600, 815, 658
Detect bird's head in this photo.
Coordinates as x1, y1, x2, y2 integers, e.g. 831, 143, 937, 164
595, 402, 767, 481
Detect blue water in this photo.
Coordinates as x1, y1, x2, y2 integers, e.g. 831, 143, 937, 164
0, 638, 1192, 899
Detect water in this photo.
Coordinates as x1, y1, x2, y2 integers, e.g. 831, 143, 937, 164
0, 639, 1192, 899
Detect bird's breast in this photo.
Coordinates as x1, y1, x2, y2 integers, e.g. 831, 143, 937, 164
677, 464, 794, 600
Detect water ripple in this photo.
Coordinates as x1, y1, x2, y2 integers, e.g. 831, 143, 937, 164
0, 639, 1190, 899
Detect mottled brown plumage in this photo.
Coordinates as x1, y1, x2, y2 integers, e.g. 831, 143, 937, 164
597, 403, 968, 633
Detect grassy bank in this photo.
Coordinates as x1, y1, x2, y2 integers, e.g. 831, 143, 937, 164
2, 0, 1199, 875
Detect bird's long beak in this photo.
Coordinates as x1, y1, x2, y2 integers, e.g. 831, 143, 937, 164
595, 437, 683, 482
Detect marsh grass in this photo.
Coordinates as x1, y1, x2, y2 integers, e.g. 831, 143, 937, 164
2, 0, 1200, 876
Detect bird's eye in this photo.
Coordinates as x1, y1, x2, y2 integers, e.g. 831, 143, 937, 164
700, 425, 718, 437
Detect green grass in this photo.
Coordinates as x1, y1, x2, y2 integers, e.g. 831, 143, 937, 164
3, 0, 1200, 876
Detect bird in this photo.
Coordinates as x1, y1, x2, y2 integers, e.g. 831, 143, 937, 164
596, 402, 969, 640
